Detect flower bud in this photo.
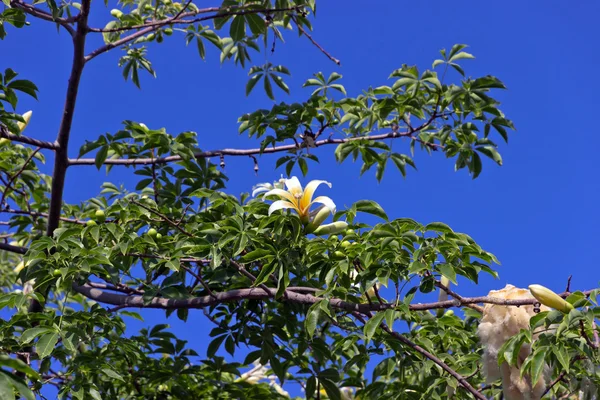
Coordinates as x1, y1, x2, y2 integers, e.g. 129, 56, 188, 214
17, 111, 32, 133
305, 206, 331, 233
312, 221, 348, 236
529, 284, 573, 313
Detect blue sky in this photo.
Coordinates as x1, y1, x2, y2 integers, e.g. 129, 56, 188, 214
3, 0, 600, 395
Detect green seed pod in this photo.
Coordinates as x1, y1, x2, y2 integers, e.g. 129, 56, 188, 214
529, 284, 574, 313
313, 221, 348, 236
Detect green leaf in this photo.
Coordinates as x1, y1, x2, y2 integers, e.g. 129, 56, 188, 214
239, 249, 272, 263
245, 13, 265, 36
437, 263, 457, 285
0, 355, 40, 380
207, 334, 226, 358
95, 146, 108, 170
425, 222, 453, 234
305, 301, 321, 338
36, 332, 59, 359
245, 74, 262, 96
253, 261, 277, 287
0, 373, 15, 400
7, 80, 38, 99
102, 367, 124, 382
298, 157, 308, 176
20, 327, 54, 344
263, 75, 274, 100
528, 347, 549, 386
230, 15, 245, 41
553, 346, 570, 374
320, 378, 341, 400
363, 312, 385, 344
354, 200, 388, 221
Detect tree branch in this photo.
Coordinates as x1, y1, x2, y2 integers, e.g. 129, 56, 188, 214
71, 282, 598, 314
9, 0, 75, 35
291, 14, 340, 65
1, 147, 41, 209
46, 0, 91, 239
0, 242, 27, 255
68, 128, 443, 166
1, 208, 85, 225
379, 323, 487, 400
0, 127, 58, 150
85, 5, 303, 61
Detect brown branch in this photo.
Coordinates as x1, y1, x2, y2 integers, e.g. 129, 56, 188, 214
0, 242, 27, 255
435, 279, 484, 313
9, 0, 75, 35
1, 209, 85, 225
579, 320, 599, 349
291, 15, 340, 66
380, 323, 486, 400
180, 262, 216, 298
68, 128, 443, 166
46, 0, 91, 239
1, 147, 41, 208
85, 6, 303, 61
565, 275, 572, 293
71, 281, 600, 315
90, 5, 303, 34
0, 128, 58, 150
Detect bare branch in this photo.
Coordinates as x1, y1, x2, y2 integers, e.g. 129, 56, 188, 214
69, 128, 443, 166
0, 128, 58, 150
0, 242, 27, 255
291, 15, 340, 65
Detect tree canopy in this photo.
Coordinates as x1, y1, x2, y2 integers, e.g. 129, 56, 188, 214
0, 1, 598, 399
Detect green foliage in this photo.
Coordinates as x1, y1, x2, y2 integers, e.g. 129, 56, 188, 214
0, 2, 596, 399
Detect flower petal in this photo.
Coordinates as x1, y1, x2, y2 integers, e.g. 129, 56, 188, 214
284, 176, 303, 197
252, 183, 273, 197
310, 195, 336, 215
263, 188, 298, 206
301, 180, 332, 212
268, 200, 297, 215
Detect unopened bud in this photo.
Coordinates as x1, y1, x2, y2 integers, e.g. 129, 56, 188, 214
17, 111, 32, 133
529, 284, 573, 313
305, 206, 331, 233
312, 221, 348, 236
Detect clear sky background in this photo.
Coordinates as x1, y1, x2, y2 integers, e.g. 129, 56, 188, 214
2, 0, 600, 396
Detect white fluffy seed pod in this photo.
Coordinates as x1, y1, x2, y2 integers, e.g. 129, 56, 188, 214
478, 284, 550, 400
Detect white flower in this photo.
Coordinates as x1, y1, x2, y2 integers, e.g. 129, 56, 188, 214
252, 176, 286, 199
264, 176, 336, 224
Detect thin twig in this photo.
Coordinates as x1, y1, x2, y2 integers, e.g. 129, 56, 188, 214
180, 262, 216, 298
1, 147, 41, 208
566, 275, 572, 293
130, 199, 193, 237
379, 323, 486, 400
579, 320, 599, 349
1, 209, 85, 225
291, 15, 340, 65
